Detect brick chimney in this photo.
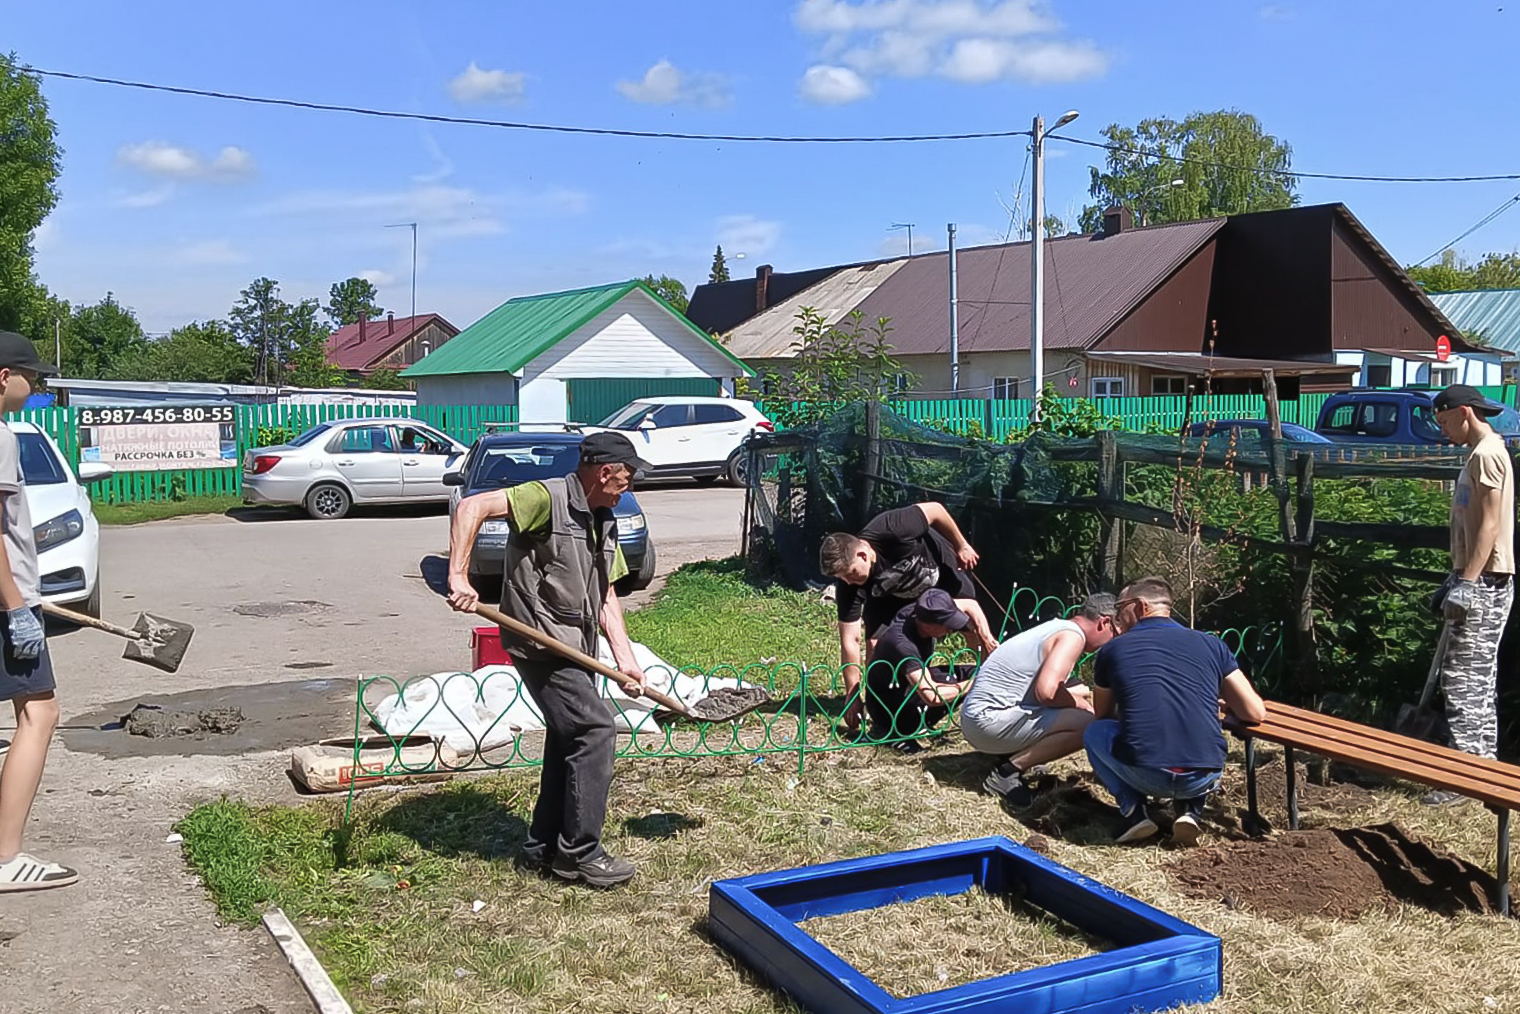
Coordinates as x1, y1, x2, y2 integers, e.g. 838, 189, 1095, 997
755, 264, 773, 314
356, 312, 367, 347
1102, 205, 1133, 236
387, 312, 395, 335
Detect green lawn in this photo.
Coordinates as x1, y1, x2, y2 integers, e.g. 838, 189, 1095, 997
92, 495, 245, 525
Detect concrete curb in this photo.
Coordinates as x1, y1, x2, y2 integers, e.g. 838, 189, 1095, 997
262, 908, 354, 1014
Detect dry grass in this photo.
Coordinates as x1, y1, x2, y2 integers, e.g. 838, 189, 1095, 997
182, 737, 1520, 1014
800, 887, 1107, 997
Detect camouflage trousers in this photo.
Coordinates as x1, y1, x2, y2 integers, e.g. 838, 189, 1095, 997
1439, 576, 1514, 759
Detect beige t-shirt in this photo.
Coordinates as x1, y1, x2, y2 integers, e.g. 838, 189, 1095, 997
1451, 431, 1515, 576
0, 427, 40, 607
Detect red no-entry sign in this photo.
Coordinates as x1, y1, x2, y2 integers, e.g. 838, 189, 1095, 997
1436, 335, 1451, 362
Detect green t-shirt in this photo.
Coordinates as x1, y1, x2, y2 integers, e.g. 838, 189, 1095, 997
504, 481, 629, 583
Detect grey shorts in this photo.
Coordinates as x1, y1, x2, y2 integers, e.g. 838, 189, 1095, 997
959, 706, 1064, 756
0, 607, 56, 702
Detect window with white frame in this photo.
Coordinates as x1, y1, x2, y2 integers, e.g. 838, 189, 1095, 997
992, 376, 1019, 400
1151, 374, 1187, 396
1431, 365, 1458, 387
1091, 377, 1124, 398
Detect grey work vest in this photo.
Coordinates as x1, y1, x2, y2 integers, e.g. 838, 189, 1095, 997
499, 475, 618, 662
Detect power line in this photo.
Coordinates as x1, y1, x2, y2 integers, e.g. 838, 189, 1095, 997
1414, 192, 1520, 266
1049, 132, 1520, 184
24, 67, 1032, 144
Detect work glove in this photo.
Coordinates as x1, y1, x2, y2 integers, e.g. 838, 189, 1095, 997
7, 608, 44, 661
1443, 579, 1478, 624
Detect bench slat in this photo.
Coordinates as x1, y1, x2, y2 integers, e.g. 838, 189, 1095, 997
1263, 703, 1520, 778
1252, 716, 1520, 787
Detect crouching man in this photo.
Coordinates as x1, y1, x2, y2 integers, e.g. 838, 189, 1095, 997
863, 589, 978, 754
1084, 577, 1266, 847
960, 594, 1119, 807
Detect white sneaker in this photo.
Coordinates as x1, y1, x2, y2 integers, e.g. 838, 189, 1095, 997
0, 853, 78, 892
1171, 813, 1201, 847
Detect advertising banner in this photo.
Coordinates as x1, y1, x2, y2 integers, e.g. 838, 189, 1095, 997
78, 405, 239, 472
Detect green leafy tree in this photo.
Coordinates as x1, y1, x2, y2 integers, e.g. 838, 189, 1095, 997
1077, 110, 1297, 234
709, 245, 731, 284
228, 278, 341, 386
108, 320, 254, 383
65, 293, 146, 379
759, 308, 913, 429
325, 277, 385, 329
1409, 249, 1520, 292
362, 368, 410, 390
286, 298, 341, 388
639, 274, 689, 313
0, 55, 62, 338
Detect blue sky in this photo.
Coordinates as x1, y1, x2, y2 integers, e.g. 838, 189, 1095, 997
11, 1, 1520, 334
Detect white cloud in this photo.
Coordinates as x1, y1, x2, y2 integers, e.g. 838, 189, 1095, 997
170, 239, 246, 267
717, 214, 782, 256
118, 185, 175, 209
360, 269, 398, 287
253, 184, 592, 244
800, 65, 872, 104
794, 0, 1107, 89
448, 62, 526, 103
31, 219, 58, 253
117, 141, 256, 181
616, 60, 731, 107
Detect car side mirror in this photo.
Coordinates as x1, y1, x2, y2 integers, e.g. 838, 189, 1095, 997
76, 462, 114, 484
443, 471, 465, 487
638, 417, 658, 430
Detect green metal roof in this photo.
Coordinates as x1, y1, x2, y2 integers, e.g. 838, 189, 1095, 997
1430, 288, 1520, 355
402, 279, 752, 378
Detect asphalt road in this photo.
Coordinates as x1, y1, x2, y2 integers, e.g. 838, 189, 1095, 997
0, 481, 744, 1014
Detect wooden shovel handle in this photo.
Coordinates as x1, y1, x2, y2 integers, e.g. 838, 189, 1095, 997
472, 603, 693, 716
40, 602, 140, 641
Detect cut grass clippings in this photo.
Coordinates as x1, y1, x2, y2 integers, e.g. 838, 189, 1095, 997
92, 494, 244, 525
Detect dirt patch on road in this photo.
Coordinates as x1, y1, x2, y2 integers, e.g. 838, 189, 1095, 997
63, 679, 356, 758
1168, 823, 1512, 920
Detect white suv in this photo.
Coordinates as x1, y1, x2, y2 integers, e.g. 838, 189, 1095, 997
6, 421, 112, 616
588, 396, 773, 486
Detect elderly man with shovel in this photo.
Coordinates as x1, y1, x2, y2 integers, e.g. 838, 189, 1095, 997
447, 431, 651, 888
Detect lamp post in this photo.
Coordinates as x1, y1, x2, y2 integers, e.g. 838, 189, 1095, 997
386, 222, 418, 320
1135, 178, 1185, 227
1031, 109, 1078, 420
889, 222, 916, 257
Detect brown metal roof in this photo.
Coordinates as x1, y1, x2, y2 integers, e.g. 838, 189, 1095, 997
1084, 351, 1356, 377
849, 218, 1225, 355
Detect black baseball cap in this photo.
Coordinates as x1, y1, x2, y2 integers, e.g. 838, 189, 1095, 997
579, 431, 651, 474
1433, 384, 1504, 417
0, 331, 58, 377
914, 588, 970, 631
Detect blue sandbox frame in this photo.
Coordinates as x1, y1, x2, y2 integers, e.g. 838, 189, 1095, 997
709, 836, 1221, 1014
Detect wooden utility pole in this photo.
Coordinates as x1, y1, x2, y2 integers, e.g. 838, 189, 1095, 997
1096, 430, 1124, 591
1264, 368, 1317, 695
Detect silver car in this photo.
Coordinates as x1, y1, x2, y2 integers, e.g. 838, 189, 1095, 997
242, 418, 468, 519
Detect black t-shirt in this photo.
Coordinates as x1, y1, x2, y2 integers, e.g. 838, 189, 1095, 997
834, 506, 973, 633
1093, 616, 1240, 770
866, 600, 934, 684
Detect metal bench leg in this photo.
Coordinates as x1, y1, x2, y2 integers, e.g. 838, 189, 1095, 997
1285, 744, 1299, 831
1499, 808, 1512, 919
1242, 737, 1271, 837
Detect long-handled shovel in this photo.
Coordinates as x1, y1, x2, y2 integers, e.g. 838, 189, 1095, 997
472, 603, 770, 723
1394, 621, 1451, 742
41, 602, 195, 674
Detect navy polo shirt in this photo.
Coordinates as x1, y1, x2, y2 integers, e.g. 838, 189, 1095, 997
1093, 616, 1241, 770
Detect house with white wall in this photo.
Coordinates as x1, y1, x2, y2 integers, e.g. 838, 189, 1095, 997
402, 280, 753, 424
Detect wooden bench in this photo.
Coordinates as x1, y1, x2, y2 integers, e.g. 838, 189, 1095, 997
1227, 700, 1520, 916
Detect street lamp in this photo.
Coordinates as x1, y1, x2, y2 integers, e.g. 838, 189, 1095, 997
1135, 178, 1184, 227
1031, 109, 1078, 420
889, 222, 917, 257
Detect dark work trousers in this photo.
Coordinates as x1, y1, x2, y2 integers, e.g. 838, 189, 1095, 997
513, 657, 616, 865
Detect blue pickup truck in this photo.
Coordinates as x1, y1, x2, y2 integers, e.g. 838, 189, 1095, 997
1314, 389, 1520, 445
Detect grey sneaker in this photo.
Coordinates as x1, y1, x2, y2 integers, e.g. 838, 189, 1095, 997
1115, 805, 1160, 845
983, 762, 1035, 808
551, 851, 636, 888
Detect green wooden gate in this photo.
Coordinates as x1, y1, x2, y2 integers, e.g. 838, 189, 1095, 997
565, 378, 722, 425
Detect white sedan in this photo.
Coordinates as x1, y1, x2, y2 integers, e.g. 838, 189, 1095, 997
6, 421, 112, 616
587, 396, 773, 486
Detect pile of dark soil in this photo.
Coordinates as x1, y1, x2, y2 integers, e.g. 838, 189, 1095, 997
1168, 822, 1511, 920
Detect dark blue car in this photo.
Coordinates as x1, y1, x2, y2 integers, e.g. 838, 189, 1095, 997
445, 432, 654, 595
1315, 390, 1520, 446
1186, 419, 1332, 445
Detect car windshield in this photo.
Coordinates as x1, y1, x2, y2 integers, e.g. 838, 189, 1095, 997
1490, 406, 1520, 436
289, 423, 336, 447
598, 403, 657, 429
468, 443, 583, 488
1411, 403, 1445, 442
16, 433, 66, 485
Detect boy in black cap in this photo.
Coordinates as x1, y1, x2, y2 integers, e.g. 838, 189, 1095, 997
862, 588, 977, 753
0, 331, 75, 891
446, 429, 652, 886
1426, 384, 1515, 799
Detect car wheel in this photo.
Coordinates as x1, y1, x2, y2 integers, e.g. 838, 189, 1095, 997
622, 541, 657, 593
725, 450, 749, 487
82, 574, 101, 619
306, 483, 352, 520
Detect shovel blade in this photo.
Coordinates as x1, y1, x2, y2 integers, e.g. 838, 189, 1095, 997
1394, 702, 1444, 744
121, 612, 194, 674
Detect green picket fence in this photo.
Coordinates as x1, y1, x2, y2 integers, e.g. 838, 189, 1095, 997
2, 402, 520, 505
